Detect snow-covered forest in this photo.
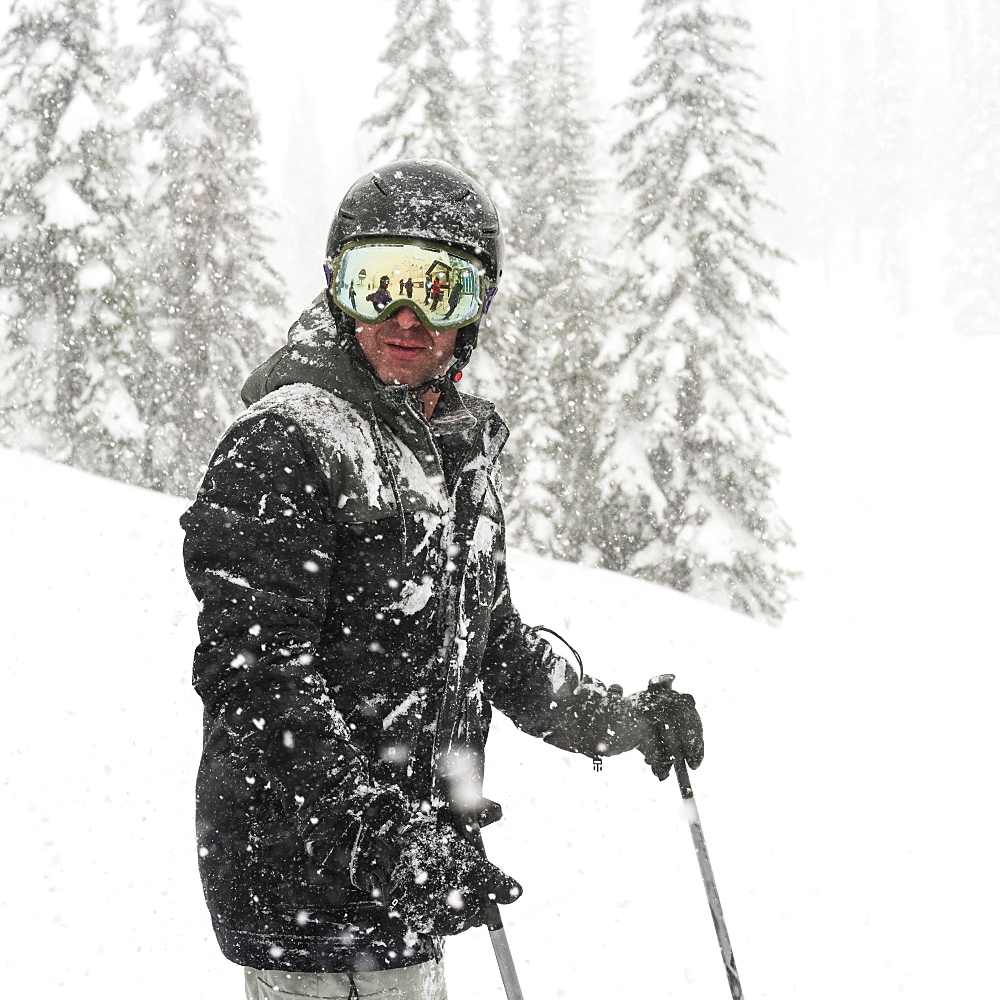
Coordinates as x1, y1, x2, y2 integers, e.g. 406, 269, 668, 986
0, 0, 282, 495
1, 1, 998, 998
3, 0, 995, 621
0, 0, 799, 621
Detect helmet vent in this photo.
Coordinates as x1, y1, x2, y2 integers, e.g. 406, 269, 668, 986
372, 177, 389, 197
455, 188, 472, 202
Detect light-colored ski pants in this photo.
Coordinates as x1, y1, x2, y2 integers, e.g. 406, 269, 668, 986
244, 961, 448, 999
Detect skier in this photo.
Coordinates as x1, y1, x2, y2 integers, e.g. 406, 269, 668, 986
442, 274, 464, 321
366, 274, 393, 312
429, 274, 443, 311
181, 159, 704, 1000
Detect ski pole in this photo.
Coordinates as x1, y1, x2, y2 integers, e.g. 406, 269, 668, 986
465, 819, 526, 1000
649, 674, 744, 1000
441, 778, 527, 1000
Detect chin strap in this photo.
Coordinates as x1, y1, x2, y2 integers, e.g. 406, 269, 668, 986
413, 338, 475, 398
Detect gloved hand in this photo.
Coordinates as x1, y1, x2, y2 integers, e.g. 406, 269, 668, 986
628, 676, 704, 780
387, 821, 522, 936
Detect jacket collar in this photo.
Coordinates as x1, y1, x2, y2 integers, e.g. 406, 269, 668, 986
241, 294, 508, 460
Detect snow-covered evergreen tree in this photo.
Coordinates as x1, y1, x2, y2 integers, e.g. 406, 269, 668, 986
0, 0, 145, 480
457, 0, 510, 405
361, 0, 597, 558
136, 0, 283, 495
491, 0, 566, 554
475, 0, 607, 563
605, 0, 792, 620
541, 0, 607, 562
472, 0, 503, 184
364, 0, 475, 171
948, 1, 1000, 337
280, 80, 337, 309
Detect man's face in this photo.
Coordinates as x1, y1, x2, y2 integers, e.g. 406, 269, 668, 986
354, 307, 458, 388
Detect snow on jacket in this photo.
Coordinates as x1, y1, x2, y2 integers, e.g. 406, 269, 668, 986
181, 294, 632, 973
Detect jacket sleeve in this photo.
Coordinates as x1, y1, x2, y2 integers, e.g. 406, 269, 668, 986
480, 557, 641, 758
181, 410, 415, 867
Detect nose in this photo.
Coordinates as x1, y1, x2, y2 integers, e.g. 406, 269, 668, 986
394, 308, 421, 329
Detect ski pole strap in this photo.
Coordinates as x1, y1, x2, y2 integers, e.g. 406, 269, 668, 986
674, 760, 693, 798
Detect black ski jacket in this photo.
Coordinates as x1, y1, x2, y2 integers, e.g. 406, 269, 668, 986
181, 295, 633, 973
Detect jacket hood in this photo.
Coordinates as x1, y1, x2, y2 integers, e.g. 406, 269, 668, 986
242, 293, 384, 409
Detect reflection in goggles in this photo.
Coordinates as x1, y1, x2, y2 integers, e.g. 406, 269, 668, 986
328, 241, 488, 331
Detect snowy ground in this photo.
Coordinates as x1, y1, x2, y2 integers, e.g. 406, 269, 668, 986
1, 260, 996, 998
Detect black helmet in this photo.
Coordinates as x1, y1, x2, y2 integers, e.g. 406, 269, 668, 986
325, 159, 503, 380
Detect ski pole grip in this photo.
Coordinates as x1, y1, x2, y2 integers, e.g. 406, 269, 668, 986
465, 819, 505, 932
647, 673, 690, 785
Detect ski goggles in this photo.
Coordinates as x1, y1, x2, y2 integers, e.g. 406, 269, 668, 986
325, 239, 496, 331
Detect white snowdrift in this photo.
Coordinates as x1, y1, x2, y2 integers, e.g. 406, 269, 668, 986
0, 371, 995, 1000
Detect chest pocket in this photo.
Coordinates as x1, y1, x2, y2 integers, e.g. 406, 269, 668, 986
329, 509, 448, 627
326, 427, 448, 525
326, 431, 450, 617
465, 477, 503, 602
482, 476, 503, 526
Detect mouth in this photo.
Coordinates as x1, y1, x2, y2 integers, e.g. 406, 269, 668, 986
384, 339, 430, 360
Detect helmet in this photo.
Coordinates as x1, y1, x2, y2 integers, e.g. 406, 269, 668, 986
325, 159, 504, 380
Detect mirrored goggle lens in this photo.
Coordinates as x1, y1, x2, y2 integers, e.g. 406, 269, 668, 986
329, 242, 486, 329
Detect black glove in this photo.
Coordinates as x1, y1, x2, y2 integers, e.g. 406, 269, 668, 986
628, 678, 704, 781
387, 821, 522, 937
